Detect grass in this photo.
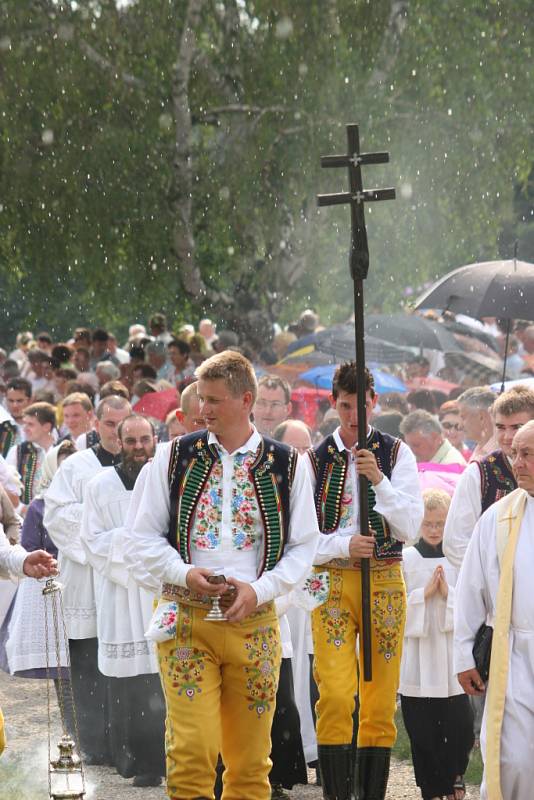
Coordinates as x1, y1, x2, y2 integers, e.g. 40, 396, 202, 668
392, 708, 484, 787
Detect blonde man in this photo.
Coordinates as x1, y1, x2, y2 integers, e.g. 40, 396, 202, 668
125, 350, 318, 800
61, 392, 94, 441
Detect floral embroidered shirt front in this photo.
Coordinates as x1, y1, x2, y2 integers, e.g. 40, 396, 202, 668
190, 429, 264, 581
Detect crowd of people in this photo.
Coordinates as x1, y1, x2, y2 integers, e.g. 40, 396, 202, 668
0, 309, 533, 800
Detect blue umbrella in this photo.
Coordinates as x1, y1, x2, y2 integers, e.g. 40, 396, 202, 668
299, 365, 407, 394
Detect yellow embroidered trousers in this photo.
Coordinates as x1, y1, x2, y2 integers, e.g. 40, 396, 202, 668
311, 564, 406, 748
158, 602, 281, 800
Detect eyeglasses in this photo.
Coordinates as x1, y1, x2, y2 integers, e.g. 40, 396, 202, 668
255, 400, 287, 410
421, 521, 445, 531
441, 421, 463, 431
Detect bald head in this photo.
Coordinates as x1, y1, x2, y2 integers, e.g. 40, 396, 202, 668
177, 382, 204, 433
511, 421, 534, 495
273, 419, 312, 453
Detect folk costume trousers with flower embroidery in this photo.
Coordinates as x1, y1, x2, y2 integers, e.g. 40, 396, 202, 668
311, 564, 406, 748
158, 601, 281, 800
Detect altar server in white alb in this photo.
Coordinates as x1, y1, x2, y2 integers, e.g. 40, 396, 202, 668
44, 395, 131, 763
454, 420, 534, 800
400, 489, 473, 800
81, 414, 165, 787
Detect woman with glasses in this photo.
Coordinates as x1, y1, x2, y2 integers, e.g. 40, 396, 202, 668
439, 402, 472, 462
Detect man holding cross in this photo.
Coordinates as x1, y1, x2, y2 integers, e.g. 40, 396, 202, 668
307, 365, 422, 800
314, 123, 411, 800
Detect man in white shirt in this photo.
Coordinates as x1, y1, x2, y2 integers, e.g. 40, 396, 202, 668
81, 415, 165, 787
60, 392, 94, 442
253, 375, 292, 437
124, 351, 318, 800
307, 363, 423, 800
5, 377, 32, 443
44, 395, 131, 764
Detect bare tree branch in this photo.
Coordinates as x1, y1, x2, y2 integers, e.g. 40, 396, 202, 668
196, 103, 292, 123
170, 0, 232, 305
78, 39, 145, 92
367, 0, 409, 89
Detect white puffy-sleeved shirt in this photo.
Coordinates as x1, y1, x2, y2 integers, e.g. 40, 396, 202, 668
0, 526, 26, 580
306, 427, 423, 565
442, 457, 511, 570
44, 448, 109, 639
0, 454, 21, 497
400, 545, 463, 698
125, 428, 319, 606
81, 467, 158, 677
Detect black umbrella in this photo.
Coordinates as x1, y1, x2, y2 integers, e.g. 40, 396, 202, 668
315, 325, 415, 365
415, 258, 534, 387
415, 259, 534, 320
363, 313, 461, 352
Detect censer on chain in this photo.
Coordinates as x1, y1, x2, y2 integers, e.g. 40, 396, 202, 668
43, 576, 86, 800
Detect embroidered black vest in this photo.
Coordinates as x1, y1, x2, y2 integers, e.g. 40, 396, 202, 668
0, 420, 17, 459
477, 449, 517, 513
167, 431, 298, 575
17, 441, 40, 505
309, 428, 402, 562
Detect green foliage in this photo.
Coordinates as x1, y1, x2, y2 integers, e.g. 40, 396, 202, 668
0, 0, 532, 343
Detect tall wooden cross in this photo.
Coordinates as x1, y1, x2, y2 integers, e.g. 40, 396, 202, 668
317, 123, 395, 681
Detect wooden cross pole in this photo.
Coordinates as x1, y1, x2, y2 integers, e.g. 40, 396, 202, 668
317, 123, 395, 682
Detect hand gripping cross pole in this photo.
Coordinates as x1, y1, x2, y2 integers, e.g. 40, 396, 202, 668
317, 123, 396, 681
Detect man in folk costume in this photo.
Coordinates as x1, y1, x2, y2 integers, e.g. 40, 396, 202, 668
81, 414, 165, 787
0, 519, 57, 754
444, 385, 534, 569
306, 363, 423, 800
454, 419, 534, 799
44, 395, 131, 763
7, 401, 56, 514
0, 404, 17, 459
125, 351, 319, 800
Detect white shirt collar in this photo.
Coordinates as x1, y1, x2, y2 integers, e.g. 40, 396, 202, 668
333, 425, 372, 453
208, 425, 262, 457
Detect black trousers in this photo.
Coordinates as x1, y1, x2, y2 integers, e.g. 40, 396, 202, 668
269, 658, 308, 788
69, 638, 111, 763
107, 673, 166, 778
400, 694, 474, 800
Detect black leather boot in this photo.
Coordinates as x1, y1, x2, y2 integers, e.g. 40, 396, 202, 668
317, 743, 353, 800
355, 747, 391, 800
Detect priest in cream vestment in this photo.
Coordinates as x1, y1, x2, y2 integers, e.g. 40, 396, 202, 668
454, 420, 534, 800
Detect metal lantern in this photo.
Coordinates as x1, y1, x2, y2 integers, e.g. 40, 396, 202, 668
43, 577, 86, 800
49, 734, 85, 800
